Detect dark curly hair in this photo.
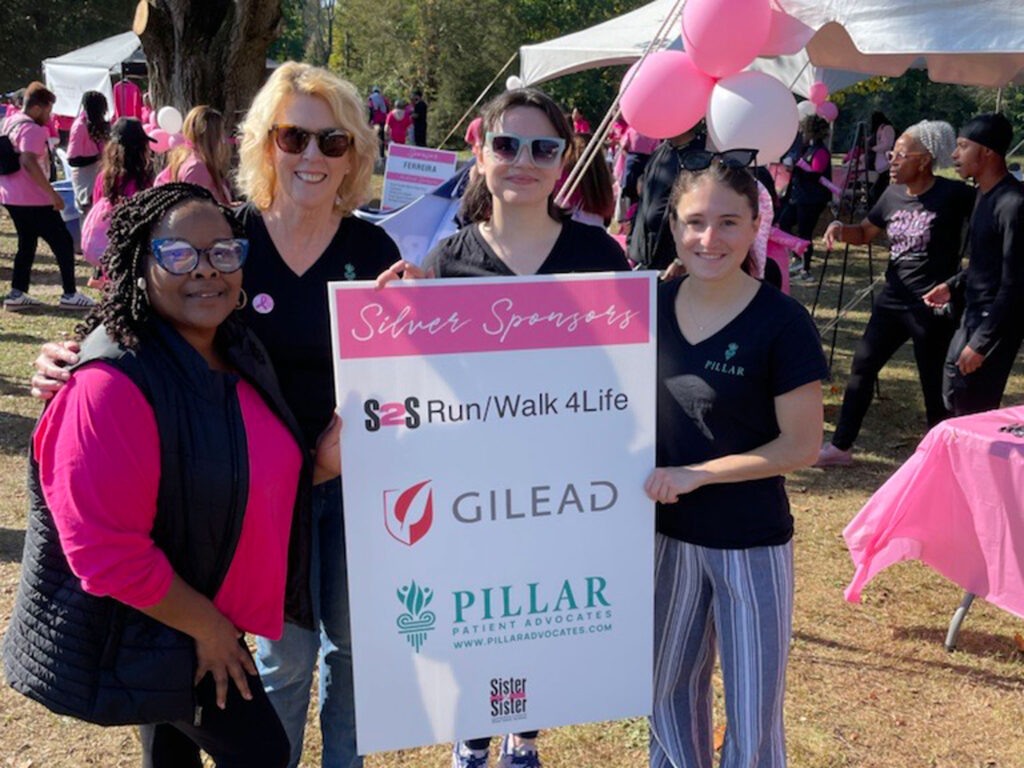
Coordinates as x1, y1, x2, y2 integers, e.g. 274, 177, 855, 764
81, 91, 109, 145
76, 183, 243, 349
102, 119, 154, 203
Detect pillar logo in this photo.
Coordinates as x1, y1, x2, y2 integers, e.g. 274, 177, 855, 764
396, 580, 436, 653
384, 480, 434, 546
490, 677, 528, 723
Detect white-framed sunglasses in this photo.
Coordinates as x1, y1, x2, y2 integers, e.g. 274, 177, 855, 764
484, 131, 567, 168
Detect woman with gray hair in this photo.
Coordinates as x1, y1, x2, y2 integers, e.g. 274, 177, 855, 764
815, 120, 977, 467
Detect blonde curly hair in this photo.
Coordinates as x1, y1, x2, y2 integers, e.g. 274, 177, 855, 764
236, 62, 378, 216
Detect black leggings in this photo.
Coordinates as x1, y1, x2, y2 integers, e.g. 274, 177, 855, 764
464, 732, 540, 751
943, 314, 1024, 417
776, 196, 828, 273
139, 669, 290, 768
831, 302, 955, 450
4, 204, 77, 295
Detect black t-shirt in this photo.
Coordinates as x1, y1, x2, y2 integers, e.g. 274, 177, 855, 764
867, 177, 975, 310
423, 218, 631, 277
788, 143, 832, 207
234, 204, 400, 448
412, 100, 428, 143
656, 278, 829, 549
948, 174, 1024, 355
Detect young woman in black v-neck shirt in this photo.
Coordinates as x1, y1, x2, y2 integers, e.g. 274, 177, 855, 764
645, 160, 827, 768
380, 87, 626, 768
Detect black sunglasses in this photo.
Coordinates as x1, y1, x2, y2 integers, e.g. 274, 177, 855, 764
681, 148, 758, 171
270, 124, 352, 157
151, 238, 249, 275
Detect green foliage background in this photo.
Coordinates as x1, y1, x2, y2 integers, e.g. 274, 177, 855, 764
1, 0, 1020, 154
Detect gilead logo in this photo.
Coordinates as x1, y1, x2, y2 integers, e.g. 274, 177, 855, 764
384, 480, 434, 546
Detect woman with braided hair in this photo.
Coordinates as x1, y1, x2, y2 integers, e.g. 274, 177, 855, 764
4, 183, 339, 766
816, 120, 975, 467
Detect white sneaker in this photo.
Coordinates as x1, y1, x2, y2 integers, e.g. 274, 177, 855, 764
497, 735, 541, 768
452, 742, 490, 768
814, 442, 854, 468
58, 291, 97, 310
3, 290, 42, 311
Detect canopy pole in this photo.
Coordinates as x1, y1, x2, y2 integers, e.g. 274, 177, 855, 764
554, 0, 687, 209
436, 51, 518, 150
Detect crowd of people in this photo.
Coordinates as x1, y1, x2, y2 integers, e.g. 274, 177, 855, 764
0, 56, 1021, 768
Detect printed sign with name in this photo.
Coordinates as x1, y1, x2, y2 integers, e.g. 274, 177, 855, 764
380, 144, 459, 211
330, 273, 656, 754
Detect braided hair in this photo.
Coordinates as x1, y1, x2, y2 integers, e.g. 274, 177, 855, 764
76, 182, 243, 349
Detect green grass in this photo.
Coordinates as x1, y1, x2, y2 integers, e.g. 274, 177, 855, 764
1, 201, 1023, 767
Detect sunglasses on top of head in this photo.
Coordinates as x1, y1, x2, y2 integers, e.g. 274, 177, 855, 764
270, 124, 352, 157
484, 131, 567, 168
681, 148, 759, 172
151, 238, 249, 275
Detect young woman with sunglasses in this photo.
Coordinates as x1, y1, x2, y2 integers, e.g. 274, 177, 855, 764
31, 63, 399, 768
815, 120, 975, 467
380, 87, 629, 768
5, 183, 333, 767
646, 160, 827, 768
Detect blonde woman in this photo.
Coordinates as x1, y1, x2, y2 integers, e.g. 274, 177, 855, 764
155, 106, 233, 203
31, 61, 400, 768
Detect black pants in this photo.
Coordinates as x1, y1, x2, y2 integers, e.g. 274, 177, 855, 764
832, 302, 955, 450
776, 196, 827, 272
4, 204, 77, 295
943, 313, 1024, 417
139, 670, 290, 768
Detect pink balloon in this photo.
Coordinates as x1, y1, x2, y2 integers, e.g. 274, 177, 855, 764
620, 51, 716, 139
682, 0, 772, 78
760, 5, 815, 57
816, 101, 839, 122
168, 132, 185, 148
149, 128, 171, 154
808, 81, 829, 106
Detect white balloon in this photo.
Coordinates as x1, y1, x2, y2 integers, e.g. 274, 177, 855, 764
505, 75, 524, 91
797, 99, 817, 119
706, 71, 799, 165
157, 106, 184, 134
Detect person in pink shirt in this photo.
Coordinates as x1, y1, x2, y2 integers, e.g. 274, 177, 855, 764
155, 106, 233, 203
4, 183, 339, 766
1, 82, 95, 310
384, 98, 413, 147
67, 91, 110, 214
571, 106, 591, 135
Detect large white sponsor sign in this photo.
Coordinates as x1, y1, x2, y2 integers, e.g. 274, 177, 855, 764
380, 143, 458, 211
329, 273, 656, 754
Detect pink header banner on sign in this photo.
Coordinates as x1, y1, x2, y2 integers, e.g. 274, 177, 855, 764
388, 144, 459, 163
334, 275, 651, 359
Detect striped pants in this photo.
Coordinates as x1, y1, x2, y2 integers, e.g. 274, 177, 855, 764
651, 534, 794, 768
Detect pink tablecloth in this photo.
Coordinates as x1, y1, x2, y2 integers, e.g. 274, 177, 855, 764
844, 406, 1024, 617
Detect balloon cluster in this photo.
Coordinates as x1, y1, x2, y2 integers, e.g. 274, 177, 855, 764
145, 106, 185, 154
620, 0, 826, 163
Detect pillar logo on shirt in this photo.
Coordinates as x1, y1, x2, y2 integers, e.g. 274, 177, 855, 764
344, 263, 357, 280
704, 342, 744, 376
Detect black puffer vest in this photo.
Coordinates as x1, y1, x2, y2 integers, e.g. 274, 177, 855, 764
2, 318, 313, 725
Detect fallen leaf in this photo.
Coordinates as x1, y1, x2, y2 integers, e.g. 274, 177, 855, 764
714, 724, 726, 751
1013, 632, 1024, 652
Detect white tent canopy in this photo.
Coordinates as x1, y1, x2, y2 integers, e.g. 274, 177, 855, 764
42, 32, 282, 120
518, 0, 865, 98
520, 0, 1024, 93
43, 32, 141, 118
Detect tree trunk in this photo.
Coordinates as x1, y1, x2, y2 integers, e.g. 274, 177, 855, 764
138, 0, 283, 128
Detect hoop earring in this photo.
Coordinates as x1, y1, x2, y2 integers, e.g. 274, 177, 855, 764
236, 288, 248, 310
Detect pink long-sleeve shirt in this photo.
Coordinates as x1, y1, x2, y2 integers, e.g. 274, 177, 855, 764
34, 362, 302, 639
